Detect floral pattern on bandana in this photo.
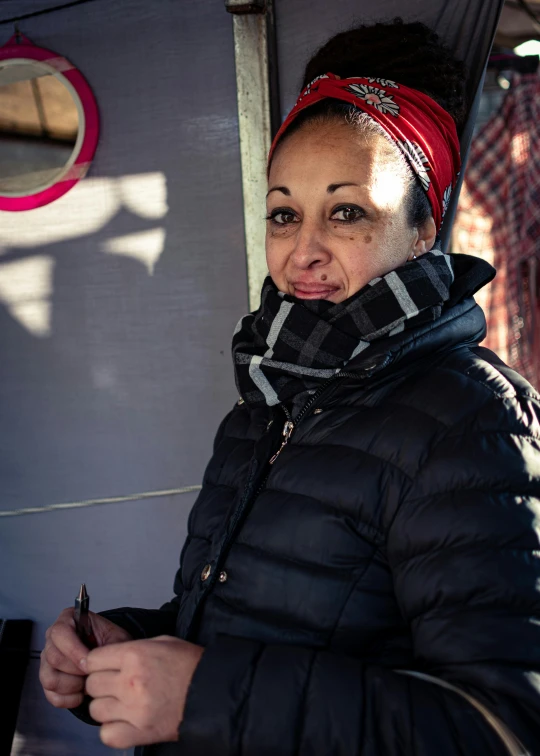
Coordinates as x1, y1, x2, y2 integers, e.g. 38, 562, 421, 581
442, 184, 452, 217
367, 77, 399, 88
345, 83, 400, 117
298, 74, 330, 102
397, 139, 431, 191
267, 71, 462, 232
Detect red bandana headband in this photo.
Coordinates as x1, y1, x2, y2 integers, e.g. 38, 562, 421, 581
267, 73, 461, 231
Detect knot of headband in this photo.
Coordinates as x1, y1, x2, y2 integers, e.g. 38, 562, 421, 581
267, 72, 461, 231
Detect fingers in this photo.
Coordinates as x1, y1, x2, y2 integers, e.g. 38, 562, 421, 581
42, 639, 85, 676
85, 670, 121, 700
39, 655, 85, 695
86, 641, 133, 674
48, 611, 91, 671
40, 644, 86, 711
89, 695, 127, 725
99, 720, 144, 750
40, 608, 91, 710
43, 689, 85, 709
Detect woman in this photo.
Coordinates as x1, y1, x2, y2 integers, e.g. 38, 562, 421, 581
40, 19, 540, 755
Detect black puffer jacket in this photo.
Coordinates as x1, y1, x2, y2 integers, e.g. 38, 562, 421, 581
87, 255, 540, 754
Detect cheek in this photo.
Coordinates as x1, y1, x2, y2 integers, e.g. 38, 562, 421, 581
265, 233, 289, 287
337, 229, 402, 293
340, 234, 383, 277
265, 234, 280, 269
365, 217, 411, 274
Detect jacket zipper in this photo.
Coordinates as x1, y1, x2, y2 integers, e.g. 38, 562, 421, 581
187, 367, 375, 632
226, 366, 379, 537
185, 368, 371, 638
269, 418, 294, 464
248, 373, 356, 510
267, 372, 357, 465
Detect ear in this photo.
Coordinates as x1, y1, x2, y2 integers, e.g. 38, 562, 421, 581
408, 216, 437, 261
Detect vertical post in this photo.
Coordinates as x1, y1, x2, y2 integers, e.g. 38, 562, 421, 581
226, 0, 279, 311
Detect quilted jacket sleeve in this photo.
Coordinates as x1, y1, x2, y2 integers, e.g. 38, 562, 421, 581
177, 392, 540, 755
94, 586, 184, 639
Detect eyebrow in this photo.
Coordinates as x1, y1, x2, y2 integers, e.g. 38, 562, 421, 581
266, 182, 359, 198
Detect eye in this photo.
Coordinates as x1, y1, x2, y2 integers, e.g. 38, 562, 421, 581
331, 205, 365, 223
265, 208, 298, 225
265, 204, 366, 226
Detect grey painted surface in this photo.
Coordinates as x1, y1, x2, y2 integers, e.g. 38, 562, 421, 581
1, 1, 244, 753
0, 0, 502, 753
8, 493, 199, 756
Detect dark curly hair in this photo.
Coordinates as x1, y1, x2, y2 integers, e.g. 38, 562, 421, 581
270, 19, 467, 228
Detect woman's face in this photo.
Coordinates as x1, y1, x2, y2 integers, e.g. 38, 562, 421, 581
266, 120, 436, 302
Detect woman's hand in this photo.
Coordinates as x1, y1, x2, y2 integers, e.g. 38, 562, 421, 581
39, 607, 133, 709
84, 635, 204, 749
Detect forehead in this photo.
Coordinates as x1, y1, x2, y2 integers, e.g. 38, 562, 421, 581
269, 121, 399, 184
268, 121, 409, 212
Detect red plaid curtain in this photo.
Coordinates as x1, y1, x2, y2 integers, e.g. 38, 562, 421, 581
453, 72, 540, 389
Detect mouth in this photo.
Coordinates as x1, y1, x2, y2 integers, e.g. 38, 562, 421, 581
290, 282, 341, 300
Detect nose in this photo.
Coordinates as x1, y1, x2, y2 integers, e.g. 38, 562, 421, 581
289, 218, 332, 270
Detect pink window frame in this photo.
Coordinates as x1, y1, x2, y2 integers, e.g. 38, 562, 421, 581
0, 34, 99, 211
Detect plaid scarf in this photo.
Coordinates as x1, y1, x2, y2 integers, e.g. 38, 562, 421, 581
233, 247, 454, 407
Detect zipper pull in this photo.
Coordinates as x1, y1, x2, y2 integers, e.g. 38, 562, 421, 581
269, 420, 294, 464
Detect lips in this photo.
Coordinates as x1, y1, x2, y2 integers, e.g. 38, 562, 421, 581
290, 281, 341, 300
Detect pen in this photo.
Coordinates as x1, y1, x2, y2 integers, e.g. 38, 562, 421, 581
74, 583, 98, 650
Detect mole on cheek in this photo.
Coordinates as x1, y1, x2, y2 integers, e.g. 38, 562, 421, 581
364, 234, 372, 244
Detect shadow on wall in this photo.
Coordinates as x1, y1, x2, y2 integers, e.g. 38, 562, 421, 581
0, 1, 247, 753
0, 170, 246, 510
0, 170, 246, 755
